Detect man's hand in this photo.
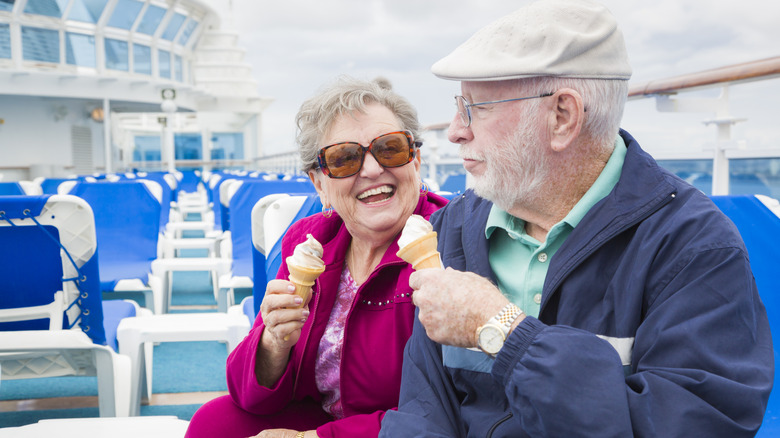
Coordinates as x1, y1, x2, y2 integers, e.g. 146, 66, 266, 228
410, 267, 509, 347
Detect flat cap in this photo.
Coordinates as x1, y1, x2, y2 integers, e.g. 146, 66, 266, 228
432, 0, 632, 81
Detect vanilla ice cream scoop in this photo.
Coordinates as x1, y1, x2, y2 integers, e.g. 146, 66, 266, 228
289, 234, 324, 269
397, 215, 442, 270
398, 214, 433, 249
285, 234, 326, 317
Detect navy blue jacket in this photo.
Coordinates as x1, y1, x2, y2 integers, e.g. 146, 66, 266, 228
380, 130, 773, 437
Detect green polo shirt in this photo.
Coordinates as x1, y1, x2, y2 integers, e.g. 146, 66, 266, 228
485, 136, 627, 317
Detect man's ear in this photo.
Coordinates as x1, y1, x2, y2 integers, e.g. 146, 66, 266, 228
549, 88, 585, 152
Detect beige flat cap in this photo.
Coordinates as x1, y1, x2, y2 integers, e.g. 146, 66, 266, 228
432, 0, 632, 81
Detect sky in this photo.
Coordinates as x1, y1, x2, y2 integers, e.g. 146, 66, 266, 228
228, 0, 780, 160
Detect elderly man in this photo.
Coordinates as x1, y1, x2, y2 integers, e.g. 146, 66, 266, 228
380, 0, 773, 436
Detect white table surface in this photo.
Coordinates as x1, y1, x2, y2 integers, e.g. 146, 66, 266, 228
0, 416, 189, 437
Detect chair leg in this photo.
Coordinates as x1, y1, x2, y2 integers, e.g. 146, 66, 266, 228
217, 287, 233, 313
141, 289, 155, 314
118, 325, 146, 416
94, 348, 128, 417
144, 341, 154, 404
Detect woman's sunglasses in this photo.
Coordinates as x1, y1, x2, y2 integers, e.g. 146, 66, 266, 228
316, 130, 421, 179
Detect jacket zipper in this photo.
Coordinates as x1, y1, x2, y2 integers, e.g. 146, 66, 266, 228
486, 412, 513, 438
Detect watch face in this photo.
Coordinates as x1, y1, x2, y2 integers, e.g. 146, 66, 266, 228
478, 325, 505, 355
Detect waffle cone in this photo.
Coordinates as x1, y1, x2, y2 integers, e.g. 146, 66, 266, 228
286, 258, 325, 308
396, 231, 442, 270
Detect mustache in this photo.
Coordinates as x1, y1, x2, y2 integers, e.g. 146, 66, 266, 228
458, 146, 483, 161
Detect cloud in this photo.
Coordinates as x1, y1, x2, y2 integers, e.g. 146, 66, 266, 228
229, 0, 780, 158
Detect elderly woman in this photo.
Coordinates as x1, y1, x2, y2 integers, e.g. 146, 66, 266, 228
185, 77, 447, 438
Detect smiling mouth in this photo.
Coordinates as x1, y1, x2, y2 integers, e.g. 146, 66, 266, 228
357, 185, 395, 204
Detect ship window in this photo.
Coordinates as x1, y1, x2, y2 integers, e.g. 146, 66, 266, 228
105, 37, 128, 71
24, 0, 68, 18
134, 135, 161, 162
657, 159, 713, 196
0, 0, 14, 13
136, 4, 165, 36
68, 0, 108, 24
176, 134, 202, 160
158, 48, 170, 78
133, 134, 203, 161
107, 0, 143, 30
174, 54, 182, 81
21, 26, 59, 63
730, 158, 780, 199
133, 43, 151, 75
177, 18, 198, 46
211, 133, 244, 160
161, 12, 185, 41
0, 24, 10, 59
65, 32, 95, 67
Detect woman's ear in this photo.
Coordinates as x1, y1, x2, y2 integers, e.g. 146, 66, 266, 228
549, 88, 584, 152
308, 170, 327, 205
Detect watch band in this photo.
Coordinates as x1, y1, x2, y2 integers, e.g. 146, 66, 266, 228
493, 302, 524, 335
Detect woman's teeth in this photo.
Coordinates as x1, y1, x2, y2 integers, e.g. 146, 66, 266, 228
357, 185, 394, 203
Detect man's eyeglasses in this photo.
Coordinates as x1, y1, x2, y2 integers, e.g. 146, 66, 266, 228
455, 92, 554, 127
316, 130, 420, 179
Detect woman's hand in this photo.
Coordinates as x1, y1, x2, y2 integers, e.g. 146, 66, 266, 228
255, 279, 311, 387
251, 428, 318, 438
260, 279, 311, 350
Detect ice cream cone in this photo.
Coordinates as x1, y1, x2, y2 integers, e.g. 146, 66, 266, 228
286, 258, 326, 308
396, 231, 442, 270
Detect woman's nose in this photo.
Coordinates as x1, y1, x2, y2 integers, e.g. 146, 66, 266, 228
359, 150, 384, 178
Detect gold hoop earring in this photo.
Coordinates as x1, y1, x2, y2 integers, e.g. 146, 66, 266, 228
322, 204, 333, 218
420, 181, 429, 196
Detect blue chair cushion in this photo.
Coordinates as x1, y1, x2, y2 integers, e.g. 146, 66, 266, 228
711, 195, 780, 435
70, 181, 160, 292
101, 300, 137, 352
0, 183, 24, 195
242, 296, 255, 326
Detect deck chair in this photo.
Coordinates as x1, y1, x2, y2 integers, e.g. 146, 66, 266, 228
164, 172, 224, 239
0, 194, 135, 417
38, 178, 76, 195
67, 181, 165, 314
150, 176, 241, 312
158, 170, 222, 258
255, 194, 322, 316
136, 172, 176, 231
0, 181, 41, 195
710, 195, 780, 437
215, 179, 315, 311
177, 169, 201, 194
222, 193, 289, 325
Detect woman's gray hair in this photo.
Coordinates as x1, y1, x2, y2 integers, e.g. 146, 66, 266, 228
296, 76, 422, 173
519, 76, 628, 156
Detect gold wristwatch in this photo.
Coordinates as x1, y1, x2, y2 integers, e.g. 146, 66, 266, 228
476, 302, 524, 357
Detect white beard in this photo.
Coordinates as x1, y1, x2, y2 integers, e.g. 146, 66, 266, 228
465, 117, 550, 212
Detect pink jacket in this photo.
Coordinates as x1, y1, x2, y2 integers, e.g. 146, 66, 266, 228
225, 192, 447, 437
